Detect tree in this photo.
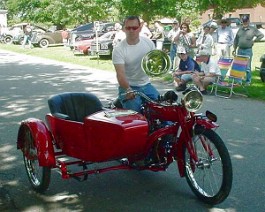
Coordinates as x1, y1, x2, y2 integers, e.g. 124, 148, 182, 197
4, 0, 265, 27
6, 0, 115, 27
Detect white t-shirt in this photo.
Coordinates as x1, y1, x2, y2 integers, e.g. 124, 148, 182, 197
200, 56, 221, 75
112, 36, 155, 86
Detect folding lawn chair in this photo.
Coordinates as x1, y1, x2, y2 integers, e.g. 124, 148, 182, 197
213, 55, 249, 98
210, 56, 233, 94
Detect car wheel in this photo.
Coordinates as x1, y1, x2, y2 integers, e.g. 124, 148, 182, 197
39, 39, 49, 48
4, 35, 13, 44
19, 37, 24, 45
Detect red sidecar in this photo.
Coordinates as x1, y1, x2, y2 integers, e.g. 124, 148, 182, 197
17, 92, 153, 166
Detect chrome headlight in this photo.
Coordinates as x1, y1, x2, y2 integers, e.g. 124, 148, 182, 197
141, 50, 171, 77
183, 89, 203, 112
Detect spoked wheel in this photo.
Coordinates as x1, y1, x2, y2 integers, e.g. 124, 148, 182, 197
184, 128, 232, 205
23, 127, 51, 193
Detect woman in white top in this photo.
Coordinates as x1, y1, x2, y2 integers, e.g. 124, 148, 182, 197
174, 22, 196, 58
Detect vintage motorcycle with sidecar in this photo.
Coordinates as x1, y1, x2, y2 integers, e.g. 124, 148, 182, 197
17, 50, 232, 205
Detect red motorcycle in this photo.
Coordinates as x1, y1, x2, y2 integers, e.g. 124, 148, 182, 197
17, 50, 232, 205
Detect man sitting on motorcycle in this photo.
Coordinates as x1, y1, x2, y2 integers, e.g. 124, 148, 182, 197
173, 46, 201, 91
112, 15, 160, 112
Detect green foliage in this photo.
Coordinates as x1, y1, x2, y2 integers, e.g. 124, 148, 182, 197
3, 0, 265, 28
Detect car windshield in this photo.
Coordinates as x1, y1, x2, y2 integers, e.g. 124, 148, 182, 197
100, 31, 115, 40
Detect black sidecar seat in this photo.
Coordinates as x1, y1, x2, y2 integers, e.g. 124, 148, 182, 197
48, 92, 103, 122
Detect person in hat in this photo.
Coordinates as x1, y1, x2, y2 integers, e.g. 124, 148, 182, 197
173, 46, 201, 91
167, 20, 180, 70
196, 25, 214, 56
233, 15, 264, 85
216, 18, 234, 57
209, 22, 218, 42
192, 51, 221, 95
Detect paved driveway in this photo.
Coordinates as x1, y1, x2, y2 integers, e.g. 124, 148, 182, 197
0, 49, 265, 211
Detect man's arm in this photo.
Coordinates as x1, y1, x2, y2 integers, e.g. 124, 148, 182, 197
254, 28, 265, 42
114, 64, 135, 99
114, 64, 130, 90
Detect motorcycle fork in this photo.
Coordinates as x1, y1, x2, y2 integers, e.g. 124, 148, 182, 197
175, 119, 200, 177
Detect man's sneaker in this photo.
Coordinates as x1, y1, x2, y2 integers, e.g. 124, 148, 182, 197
175, 84, 186, 91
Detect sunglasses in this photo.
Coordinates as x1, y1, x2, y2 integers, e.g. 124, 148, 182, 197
125, 26, 139, 31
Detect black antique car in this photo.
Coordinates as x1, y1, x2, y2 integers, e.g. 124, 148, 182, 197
89, 31, 117, 58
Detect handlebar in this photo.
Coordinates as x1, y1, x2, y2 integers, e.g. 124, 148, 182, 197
123, 90, 178, 105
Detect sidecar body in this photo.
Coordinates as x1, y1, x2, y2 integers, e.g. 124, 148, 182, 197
17, 92, 149, 167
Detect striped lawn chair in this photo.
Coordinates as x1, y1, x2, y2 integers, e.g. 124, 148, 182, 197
213, 55, 249, 98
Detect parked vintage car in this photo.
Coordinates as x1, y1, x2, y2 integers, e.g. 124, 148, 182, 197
1, 23, 45, 45
31, 26, 63, 48
89, 31, 117, 57
68, 22, 115, 49
200, 17, 242, 36
73, 38, 94, 55
250, 22, 265, 42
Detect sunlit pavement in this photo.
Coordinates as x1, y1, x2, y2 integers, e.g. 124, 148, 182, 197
1, 49, 265, 211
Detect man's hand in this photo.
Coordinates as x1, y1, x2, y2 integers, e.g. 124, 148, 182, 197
125, 92, 135, 100
125, 88, 135, 100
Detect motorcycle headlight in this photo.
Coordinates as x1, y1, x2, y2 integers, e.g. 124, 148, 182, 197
183, 89, 203, 112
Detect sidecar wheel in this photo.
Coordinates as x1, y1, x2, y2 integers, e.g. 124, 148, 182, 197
23, 127, 51, 193
184, 128, 232, 205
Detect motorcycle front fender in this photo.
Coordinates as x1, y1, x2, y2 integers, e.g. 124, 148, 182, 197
195, 118, 219, 130
17, 118, 56, 167
175, 117, 219, 177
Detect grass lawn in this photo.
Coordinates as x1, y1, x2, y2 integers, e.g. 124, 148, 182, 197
1, 42, 265, 101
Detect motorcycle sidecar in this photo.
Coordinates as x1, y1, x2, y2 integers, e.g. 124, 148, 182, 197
18, 92, 149, 167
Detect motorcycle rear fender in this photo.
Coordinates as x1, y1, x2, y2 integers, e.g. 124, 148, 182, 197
17, 118, 56, 167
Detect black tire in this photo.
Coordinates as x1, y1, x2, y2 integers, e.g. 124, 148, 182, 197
184, 128, 232, 205
4, 35, 13, 44
23, 127, 51, 193
39, 38, 49, 48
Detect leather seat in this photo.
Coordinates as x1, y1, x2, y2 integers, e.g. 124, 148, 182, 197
48, 92, 103, 122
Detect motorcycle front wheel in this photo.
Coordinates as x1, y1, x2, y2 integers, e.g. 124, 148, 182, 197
184, 128, 232, 205
23, 127, 51, 193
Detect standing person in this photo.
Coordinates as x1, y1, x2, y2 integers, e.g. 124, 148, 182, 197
140, 19, 152, 39
22, 24, 33, 48
167, 20, 180, 70
196, 25, 214, 56
233, 15, 264, 85
173, 46, 201, 91
174, 22, 196, 58
61, 28, 69, 47
112, 15, 160, 112
112, 22, 126, 47
209, 22, 218, 56
192, 53, 221, 94
216, 18, 234, 57
151, 21, 165, 50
